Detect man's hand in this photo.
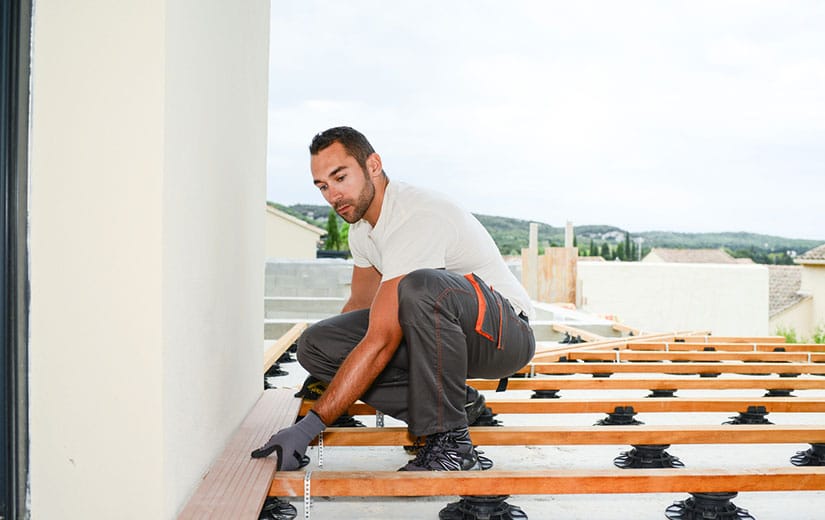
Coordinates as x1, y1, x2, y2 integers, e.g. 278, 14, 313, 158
250, 411, 326, 470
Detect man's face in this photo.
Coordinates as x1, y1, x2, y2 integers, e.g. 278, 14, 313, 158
311, 141, 375, 224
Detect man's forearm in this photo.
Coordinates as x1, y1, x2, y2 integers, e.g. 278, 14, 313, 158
314, 276, 402, 425
310, 336, 400, 424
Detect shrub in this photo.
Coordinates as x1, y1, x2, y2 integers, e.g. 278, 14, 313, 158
775, 325, 798, 344
813, 325, 825, 344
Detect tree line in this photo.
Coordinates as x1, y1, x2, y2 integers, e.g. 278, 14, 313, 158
272, 202, 821, 265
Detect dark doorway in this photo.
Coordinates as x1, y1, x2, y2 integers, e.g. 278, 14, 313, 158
1, 0, 31, 518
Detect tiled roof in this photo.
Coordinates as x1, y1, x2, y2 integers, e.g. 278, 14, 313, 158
645, 248, 738, 264
768, 265, 809, 316
796, 243, 825, 263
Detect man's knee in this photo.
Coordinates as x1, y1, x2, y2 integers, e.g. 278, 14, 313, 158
295, 322, 324, 371
397, 269, 436, 314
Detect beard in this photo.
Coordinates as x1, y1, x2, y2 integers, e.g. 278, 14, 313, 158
335, 172, 375, 224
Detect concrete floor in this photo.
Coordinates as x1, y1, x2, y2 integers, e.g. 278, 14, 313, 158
265, 358, 825, 520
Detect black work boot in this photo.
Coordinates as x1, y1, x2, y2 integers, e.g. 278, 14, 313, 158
465, 386, 487, 425
399, 427, 481, 471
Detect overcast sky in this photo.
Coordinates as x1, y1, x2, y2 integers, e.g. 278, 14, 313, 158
267, 1, 824, 240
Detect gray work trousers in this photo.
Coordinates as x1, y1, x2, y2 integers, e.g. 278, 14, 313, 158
296, 268, 536, 437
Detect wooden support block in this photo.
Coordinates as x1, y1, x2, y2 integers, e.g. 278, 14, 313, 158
316, 424, 825, 447
521, 362, 825, 376
270, 467, 825, 497
467, 376, 825, 391
263, 322, 307, 372
178, 389, 302, 520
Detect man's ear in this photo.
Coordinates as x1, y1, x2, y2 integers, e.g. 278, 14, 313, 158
366, 153, 383, 177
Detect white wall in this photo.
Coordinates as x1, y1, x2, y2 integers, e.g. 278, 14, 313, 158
769, 298, 813, 340
801, 265, 825, 335
28, 1, 269, 518
578, 262, 769, 336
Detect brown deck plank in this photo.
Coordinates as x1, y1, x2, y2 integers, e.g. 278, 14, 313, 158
178, 389, 302, 520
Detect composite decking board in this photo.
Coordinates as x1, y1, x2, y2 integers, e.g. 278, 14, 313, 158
316, 424, 825, 446
183, 393, 285, 518
178, 389, 302, 520
520, 362, 825, 375
263, 322, 307, 371
467, 376, 825, 390
270, 467, 825, 497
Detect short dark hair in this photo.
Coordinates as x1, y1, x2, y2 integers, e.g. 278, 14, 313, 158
309, 126, 376, 170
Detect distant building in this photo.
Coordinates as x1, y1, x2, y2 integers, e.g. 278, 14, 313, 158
766, 244, 825, 340
767, 265, 810, 335
265, 205, 325, 259
773, 244, 825, 340
642, 247, 746, 264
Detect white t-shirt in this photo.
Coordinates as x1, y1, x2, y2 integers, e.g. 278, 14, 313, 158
349, 181, 535, 319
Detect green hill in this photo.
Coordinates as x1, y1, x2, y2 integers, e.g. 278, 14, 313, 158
274, 202, 822, 263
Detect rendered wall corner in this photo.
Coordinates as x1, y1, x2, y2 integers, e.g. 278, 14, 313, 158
28, 1, 270, 518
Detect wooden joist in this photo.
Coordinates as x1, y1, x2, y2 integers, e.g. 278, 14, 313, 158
304, 397, 825, 417
263, 322, 307, 372
178, 389, 302, 520
532, 331, 707, 359
316, 424, 825, 447
611, 322, 641, 335
666, 336, 787, 344
624, 342, 825, 353
269, 466, 825, 497
551, 323, 607, 342
521, 362, 825, 376
468, 376, 825, 391
532, 332, 719, 361
566, 350, 811, 363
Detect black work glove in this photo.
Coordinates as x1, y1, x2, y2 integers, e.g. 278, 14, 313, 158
251, 410, 326, 470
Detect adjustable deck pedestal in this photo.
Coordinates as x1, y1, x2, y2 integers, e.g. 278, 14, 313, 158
723, 406, 772, 425
665, 492, 754, 520
647, 389, 677, 398
791, 443, 825, 466
258, 497, 297, 520
614, 444, 684, 469
595, 406, 643, 426
439, 495, 527, 520
531, 389, 561, 399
